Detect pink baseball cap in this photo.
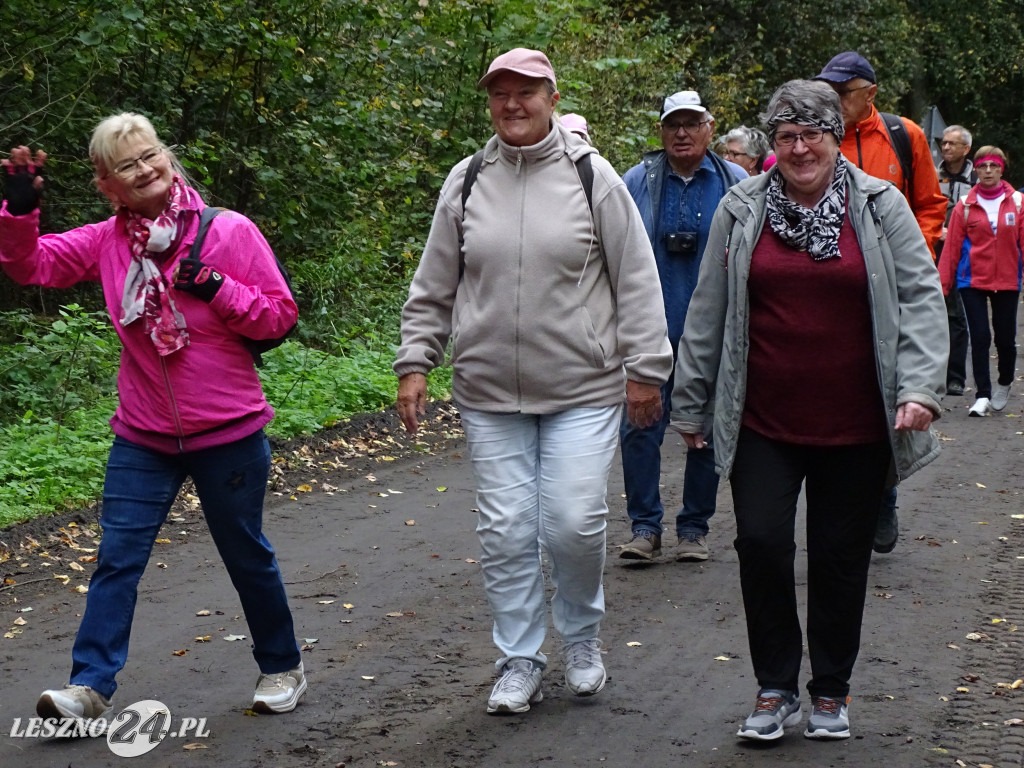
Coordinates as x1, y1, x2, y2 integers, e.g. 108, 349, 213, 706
560, 113, 590, 140
478, 48, 557, 90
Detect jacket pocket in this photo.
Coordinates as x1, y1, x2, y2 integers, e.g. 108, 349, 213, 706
579, 306, 606, 368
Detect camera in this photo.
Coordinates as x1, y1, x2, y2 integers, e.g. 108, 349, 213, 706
665, 231, 698, 255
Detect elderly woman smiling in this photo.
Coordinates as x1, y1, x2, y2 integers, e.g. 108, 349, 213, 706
670, 80, 947, 742
395, 48, 671, 715
0, 114, 303, 723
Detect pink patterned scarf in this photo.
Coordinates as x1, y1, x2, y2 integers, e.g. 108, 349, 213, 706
119, 176, 195, 356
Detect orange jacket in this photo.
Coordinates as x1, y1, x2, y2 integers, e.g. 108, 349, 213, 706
839, 106, 946, 259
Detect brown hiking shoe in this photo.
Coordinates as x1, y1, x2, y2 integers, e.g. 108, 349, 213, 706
618, 531, 661, 561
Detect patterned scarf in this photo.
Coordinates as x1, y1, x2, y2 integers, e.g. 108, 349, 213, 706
119, 176, 194, 356
765, 156, 848, 261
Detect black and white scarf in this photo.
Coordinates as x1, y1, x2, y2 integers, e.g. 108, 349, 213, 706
765, 157, 847, 261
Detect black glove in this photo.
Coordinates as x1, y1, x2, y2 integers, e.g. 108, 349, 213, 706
4, 166, 42, 216
173, 258, 224, 303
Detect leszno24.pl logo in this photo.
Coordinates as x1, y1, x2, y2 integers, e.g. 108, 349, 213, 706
10, 699, 209, 757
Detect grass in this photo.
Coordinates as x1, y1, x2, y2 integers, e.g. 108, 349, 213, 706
0, 310, 453, 529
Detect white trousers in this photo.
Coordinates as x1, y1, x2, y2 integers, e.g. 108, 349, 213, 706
458, 404, 621, 671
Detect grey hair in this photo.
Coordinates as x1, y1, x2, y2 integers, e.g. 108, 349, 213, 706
722, 125, 770, 162
944, 124, 973, 147
759, 80, 845, 144
89, 112, 188, 181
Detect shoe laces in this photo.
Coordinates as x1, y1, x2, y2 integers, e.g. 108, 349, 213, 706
256, 669, 296, 693
811, 697, 842, 715
564, 639, 601, 669
494, 660, 536, 694
633, 530, 655, 541
754, 693, 787, 713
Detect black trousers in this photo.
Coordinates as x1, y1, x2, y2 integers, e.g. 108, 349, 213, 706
959, 287, 1019, 398
946, 289, 969, 388
729, 427, 891, 698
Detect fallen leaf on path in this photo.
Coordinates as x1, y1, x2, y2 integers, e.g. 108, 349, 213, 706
992, 618, 1007, 623
386, 612, 404, 617
297, 484, 313, 492
965, 632, 991, 641
223, 634, 247, 641
405, 520, 415, 525
387, 489, 404, 494
1006, 718, 1024, 726
343, 603, 354, 610
714, 655, 730, 661
465, 558, 478, 563
956, 686, 969, 693
183, 743, 208, 750
361, 675, 375, 680
436, 486, 448, 492
68, 562, 84, 572
948, 644, 960, 650
195, 636, 211, 643
196, 609, 211, 616
72, 585, 88, 594
626, 641, 642, 647
53, 574, 70, 584
155, 538, 171, 543
317, 600, 335, 605
304, 638, 318, 644
173, 649, 187, 656
976, 483, 987, 488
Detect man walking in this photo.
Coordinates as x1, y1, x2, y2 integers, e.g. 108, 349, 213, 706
813, 51, 947, 555
618, 91, 747, 563
936, 125, 977, 396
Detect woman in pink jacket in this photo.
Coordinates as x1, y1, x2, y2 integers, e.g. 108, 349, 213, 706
940, 145, 1024, 417
0, 113, 305, 725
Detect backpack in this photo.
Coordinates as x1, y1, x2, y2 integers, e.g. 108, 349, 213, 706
878, 112, 914, 201
961, 190, 1024, 223
190, 206, 296, 367
459, 149, 595, 279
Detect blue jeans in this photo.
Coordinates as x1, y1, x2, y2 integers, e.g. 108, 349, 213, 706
620, 376, 718, 539
459, 405, 620, 671
69, 431, 300, 699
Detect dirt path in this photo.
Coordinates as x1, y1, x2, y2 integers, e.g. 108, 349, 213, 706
1, 385, 1023, 768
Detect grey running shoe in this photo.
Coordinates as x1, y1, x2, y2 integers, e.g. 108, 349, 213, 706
252, 662, 307, 713
991, 383, 1011, 411
37, 685, 113, 734
563, 638, 606, 696
737, 689, 802, 741
619, 531, 661, 561
804, 695, 851, 739
487, 658, 543, 714
675, 534, 709, 561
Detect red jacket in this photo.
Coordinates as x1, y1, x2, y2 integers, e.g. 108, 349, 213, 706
839, 106, 946, 259
940, 181, 1024, 294
0, 189, 297, 453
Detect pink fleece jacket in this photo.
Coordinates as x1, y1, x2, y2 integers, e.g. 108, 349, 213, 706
0, 192, 297, 453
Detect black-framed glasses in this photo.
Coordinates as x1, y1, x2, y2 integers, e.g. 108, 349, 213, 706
940, 140, 967, 147
661, 118, 711, 136
773, 128, 831, 147
833, 83, 873, 98
112, 146, 166, 178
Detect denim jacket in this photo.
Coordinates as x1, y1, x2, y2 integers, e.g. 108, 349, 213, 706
623, 150, 745, 345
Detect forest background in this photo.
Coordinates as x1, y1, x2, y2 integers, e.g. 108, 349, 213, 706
0, 0, 1022, 525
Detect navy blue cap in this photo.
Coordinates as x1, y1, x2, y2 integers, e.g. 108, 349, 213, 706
813, 51, 876, 84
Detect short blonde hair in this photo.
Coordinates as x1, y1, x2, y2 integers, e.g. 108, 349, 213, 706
89, 113, 165, 176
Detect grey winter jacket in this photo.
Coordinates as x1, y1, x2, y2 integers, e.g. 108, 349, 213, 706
670, 160, 948, 482
395, 122, 673, 413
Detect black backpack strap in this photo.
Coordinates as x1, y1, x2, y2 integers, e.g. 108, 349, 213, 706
189, 206, 225, 260
879, 112, 915, 202
461, 150, 486, 215
576, 153, 595, 214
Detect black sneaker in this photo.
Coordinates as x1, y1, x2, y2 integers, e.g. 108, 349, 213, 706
873, 505, 898, 554
946, 382, 965, 396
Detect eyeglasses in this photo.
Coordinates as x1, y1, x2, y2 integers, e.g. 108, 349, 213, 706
833, 83, 873, 99
111, 146, 165, 178
941, 140, 967, 147
773, 128, 830, 147
662, 118, 711, 136
724, 150, 750, 160
975, 161, 1003, 171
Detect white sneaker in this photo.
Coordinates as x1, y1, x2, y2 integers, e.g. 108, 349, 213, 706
487, 658, 543, 714
991, 383, 1012, 411
252, 662, 307, 713
36, 685, 113, 731
564, 638, 607, 696
968, 397, 992, 417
